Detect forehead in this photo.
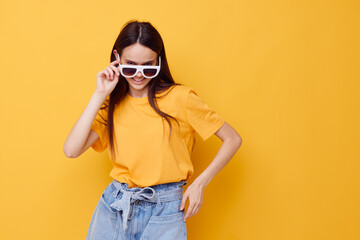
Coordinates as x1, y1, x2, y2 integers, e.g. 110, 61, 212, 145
121, 43, 157, 63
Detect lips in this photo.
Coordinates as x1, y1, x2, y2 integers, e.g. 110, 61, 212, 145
133, 78, 145, 84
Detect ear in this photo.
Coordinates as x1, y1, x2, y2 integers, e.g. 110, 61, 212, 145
113, 49, 120, 61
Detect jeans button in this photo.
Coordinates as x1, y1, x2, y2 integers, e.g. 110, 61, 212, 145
135, 200, 140, 205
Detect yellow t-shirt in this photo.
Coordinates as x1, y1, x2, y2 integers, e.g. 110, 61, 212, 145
91, 84, 225, 188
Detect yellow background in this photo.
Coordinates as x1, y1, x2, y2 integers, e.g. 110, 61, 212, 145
1, 0, 359, 239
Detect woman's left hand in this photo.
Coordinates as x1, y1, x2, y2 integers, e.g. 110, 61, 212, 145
180, 180, 205, 222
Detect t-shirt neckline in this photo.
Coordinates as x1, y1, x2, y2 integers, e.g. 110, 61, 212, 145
126, 93, 148, 104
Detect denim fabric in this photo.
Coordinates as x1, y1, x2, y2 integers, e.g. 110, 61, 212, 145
85, 179, 187, 240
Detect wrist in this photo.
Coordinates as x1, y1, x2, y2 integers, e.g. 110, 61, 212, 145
93, 90, 109, 100
194, 173, 212, 189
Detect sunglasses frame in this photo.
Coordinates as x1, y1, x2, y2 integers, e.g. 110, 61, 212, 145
116, 53, 161, 79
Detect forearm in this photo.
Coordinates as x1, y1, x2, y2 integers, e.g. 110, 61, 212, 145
63, 91, 108, 157
194, 136, 242, 188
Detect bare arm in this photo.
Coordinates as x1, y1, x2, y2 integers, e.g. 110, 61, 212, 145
180, 121, 242, 221
63, 50, 121, 158
63, 91, 108, 158
193, 121, 242, 186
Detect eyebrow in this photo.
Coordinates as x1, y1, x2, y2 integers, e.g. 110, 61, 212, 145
125, 59, 155, 65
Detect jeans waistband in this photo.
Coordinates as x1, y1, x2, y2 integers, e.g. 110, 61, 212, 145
109, 179, 186, 232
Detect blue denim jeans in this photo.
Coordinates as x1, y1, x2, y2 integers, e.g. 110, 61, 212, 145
85, 179, 187, 240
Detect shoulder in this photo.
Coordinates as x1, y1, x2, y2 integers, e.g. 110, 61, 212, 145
166, 84, 198, 98
156, 84, 198, 109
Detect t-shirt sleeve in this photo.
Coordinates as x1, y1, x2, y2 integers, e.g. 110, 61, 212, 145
90, 98, 109, 152
185, 88, 225, 141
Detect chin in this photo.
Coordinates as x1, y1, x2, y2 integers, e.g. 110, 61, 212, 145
126, 78, 152, 93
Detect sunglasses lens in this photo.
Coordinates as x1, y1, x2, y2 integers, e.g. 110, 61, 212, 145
122, 67, 137, 76
143, 68, 158, 77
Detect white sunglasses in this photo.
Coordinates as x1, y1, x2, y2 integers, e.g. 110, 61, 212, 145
116, 53, 161, 79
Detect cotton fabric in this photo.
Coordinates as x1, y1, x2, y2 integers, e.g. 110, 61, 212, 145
91, 85, 225, 188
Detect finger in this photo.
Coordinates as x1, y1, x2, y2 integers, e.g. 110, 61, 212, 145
180, 192, 188, 211
106, 67, 114, 79
184, 201, 195, 221
193, 205, 200, 216
189, 201, 201, 218
103, 70, 110, 79
111, 58, 121, 65
109, 64, 120, 76
189, 203, 198, 218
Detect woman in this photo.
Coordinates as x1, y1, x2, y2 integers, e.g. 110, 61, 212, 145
63, 20, 242, 240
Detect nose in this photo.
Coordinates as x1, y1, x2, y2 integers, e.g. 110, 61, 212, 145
136, 70, 143, 78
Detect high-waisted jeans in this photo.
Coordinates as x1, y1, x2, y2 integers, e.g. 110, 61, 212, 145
85, 179, 187, 240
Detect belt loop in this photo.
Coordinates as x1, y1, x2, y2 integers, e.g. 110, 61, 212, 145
156, 191, 161, 206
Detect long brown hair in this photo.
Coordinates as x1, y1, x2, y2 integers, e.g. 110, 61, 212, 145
98, 20, 181, 159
